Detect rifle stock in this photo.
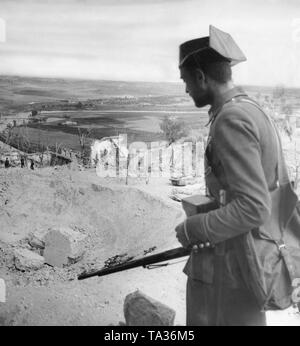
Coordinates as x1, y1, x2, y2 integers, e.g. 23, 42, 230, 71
78, 246, 190, 280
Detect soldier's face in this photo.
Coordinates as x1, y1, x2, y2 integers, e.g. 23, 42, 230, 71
180, 67, 210, 108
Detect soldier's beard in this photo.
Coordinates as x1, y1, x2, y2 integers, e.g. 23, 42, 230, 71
193, 91, 212, 108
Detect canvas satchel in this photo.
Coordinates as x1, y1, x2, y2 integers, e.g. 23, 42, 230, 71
233, 98, 300, 310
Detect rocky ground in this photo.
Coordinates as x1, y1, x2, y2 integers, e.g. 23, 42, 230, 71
0, 165, 299, 326
0, 165, 188, 325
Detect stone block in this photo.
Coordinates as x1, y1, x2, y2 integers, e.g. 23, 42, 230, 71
43, 227, 87, 267
124, 290, 175, 326
28, 231, 46, 250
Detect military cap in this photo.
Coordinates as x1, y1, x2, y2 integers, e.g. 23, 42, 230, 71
179, 25, 247, 68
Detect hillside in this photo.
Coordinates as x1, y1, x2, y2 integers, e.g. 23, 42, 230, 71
1, 75, 300, 113
0, 166, 299, 325
0, 76, 187, 113
0, 166, 187, 325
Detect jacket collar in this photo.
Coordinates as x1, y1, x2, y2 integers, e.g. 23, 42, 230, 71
207, 87, 248, 125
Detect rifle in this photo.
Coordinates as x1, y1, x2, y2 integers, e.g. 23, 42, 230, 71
78, 246, 190, 280
78, 194, 219, 281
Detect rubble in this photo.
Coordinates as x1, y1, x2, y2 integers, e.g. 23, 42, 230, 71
28, 231, 46, 250
0, 168, 185, 325
14, 248, 45, 271
43, 227, 88, 267
124, 290, 176, 326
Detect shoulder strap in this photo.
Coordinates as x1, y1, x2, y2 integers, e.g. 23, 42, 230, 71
234, 97, 290, 186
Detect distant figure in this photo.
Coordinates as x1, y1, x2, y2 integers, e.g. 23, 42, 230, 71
30, 160, 34, 170
4, 158, 10, 168
21, 157, 25, 168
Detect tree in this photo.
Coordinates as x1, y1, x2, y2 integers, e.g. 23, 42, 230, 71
76, 101, 83, 109
78, 128, 92, 150
55, 142, 62, 155
77, 127, 92, 165
160, 116, 188, 145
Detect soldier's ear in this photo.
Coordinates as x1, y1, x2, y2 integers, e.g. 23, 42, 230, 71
195, 68, 206, 83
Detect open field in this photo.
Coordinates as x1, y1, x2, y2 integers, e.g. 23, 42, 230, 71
18, 109, 208, 150
0, 76, 300, 153
0, 76, 208, 150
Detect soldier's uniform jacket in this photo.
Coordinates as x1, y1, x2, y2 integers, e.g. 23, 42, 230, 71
183, 87, 279, 288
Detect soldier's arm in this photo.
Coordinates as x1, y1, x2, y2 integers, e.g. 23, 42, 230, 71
185, 106, 272, 244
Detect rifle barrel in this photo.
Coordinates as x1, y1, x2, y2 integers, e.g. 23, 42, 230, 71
78, 246, 190, 280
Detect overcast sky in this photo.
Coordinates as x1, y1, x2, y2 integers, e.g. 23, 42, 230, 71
0, 0, 300, 86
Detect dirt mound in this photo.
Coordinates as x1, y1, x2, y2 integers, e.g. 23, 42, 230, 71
0, 166, 187, 326
0, 167, 183, 277
0, 167, 299, 326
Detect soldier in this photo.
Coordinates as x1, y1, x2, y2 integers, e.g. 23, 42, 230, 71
4, 157, 10, 168
20, 157, 25, 168
175, 25, 279, 326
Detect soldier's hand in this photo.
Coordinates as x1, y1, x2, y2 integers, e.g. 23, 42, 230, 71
175, 222, 190, 249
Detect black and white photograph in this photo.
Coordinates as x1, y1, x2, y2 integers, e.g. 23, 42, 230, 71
0, 0, 300, 329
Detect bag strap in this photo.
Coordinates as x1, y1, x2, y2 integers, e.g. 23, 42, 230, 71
234, 97, 290, 186
213, 189, 227, 326
236, 98, 298, 282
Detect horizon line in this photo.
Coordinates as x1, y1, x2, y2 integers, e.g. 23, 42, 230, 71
0, 73, 299, 90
